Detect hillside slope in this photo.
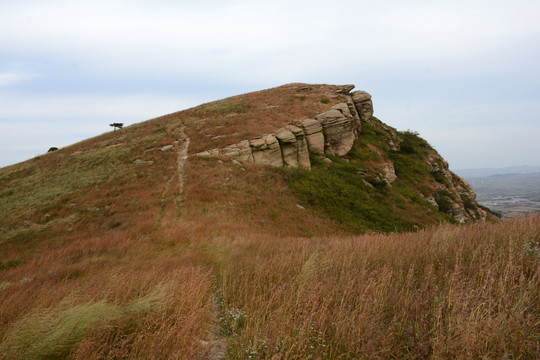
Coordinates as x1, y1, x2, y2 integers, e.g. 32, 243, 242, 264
0, 83, 494, 240
2, 84, 531, 360
182, 83, 494, 231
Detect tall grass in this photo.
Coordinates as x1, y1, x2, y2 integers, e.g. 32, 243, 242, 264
218, 217, 539, 359
1, 196, 538, 358
1, 264, 215, 359
1, 83, 538, 358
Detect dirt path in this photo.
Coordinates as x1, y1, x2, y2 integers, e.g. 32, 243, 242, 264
199, 301, 227, 359
160, 124, 190, 209
176, 124, 190, 204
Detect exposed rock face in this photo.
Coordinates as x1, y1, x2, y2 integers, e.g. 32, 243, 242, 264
425, 153, 489, 223
194, 86, 375, 167
352, 91, 374, 120
380, 162, 397, 184
426, 196, 438, 208
276, 129, 298, 167
196, 140, 253, 163
193, 83, 488, 225
288, 125, 311, 168
250, 134, 283, 167
196, 98, 367, 166
302, 119, 325, 155
335, 84, 355, 94
315, 103, 356, 156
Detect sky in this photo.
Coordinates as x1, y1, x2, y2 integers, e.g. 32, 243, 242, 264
1, 0, 539, 169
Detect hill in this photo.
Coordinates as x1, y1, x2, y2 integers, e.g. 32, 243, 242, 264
0, 83, 494, 238
455, 165, 540, 178
1, 84, 536, 359
464, 172, 540, 218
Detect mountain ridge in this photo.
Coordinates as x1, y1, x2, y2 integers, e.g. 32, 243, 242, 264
454, 165, 540, 178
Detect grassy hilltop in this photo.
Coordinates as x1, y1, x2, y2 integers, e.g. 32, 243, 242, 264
0, 84, 538, 359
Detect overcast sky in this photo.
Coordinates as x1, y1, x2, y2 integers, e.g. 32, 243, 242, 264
1, 0, 539, 169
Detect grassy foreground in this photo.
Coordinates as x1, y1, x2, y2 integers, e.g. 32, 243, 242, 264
1, 216, 538, 359
0, 83, 536, 358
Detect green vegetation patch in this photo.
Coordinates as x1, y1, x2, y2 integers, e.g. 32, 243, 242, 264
0, 299, 121, 359
281, 158, 417, 233
390, 132, 432, 183
281, 121, 455, 233
0, 258, 22, 270
0, 285, 167, 359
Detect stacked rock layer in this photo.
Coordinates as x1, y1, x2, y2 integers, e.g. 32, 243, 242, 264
195, 87, 374, 169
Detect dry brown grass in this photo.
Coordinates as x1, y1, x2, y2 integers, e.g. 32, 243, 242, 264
180, 83, 346, 153
1, 83, 538, 358
181, 156, 346, 238
217, 217, 539, 359
1, 213, 538, 358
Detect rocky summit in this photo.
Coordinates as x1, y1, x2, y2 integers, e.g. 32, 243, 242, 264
195, 85, 368, 165
193, 83, 492, 225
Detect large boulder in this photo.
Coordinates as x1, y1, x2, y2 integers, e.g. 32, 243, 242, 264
331, 102, 352, 117
352, 91, 374, 120
301, 119, 325, 155
276, 129, 298, 167
335, 84, 355, 94
288, 125, 311, 169
315, 103, 356, 156
250, 134, 283, 167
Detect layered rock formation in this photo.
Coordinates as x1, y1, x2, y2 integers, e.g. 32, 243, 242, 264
196, 85, 374, 168
194, 84, 490, 224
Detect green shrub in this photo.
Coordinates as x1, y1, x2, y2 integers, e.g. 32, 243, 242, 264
219, 308, 247, 336
398, 130, 430, 155
461, 195, 476, 211
431, 170, 448, 185
281, 120, 458, 232
434, 190, 454, 214
0, 259, 23, 270
320, 98, 330, 104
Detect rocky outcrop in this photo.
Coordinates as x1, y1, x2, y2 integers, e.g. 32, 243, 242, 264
425, 153, 489, 223
196, 140, 253, 163
276, 129, 299, 167
302, 119, 325, 155
352, 91, 374, 121
335, 84, 355, 94
193, 83, 489, 225
250, 134, 283, 167
380, 162, 397, 184
288, 125, 311, 168
315, 103, 357, 156
195, 89, 373, 168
